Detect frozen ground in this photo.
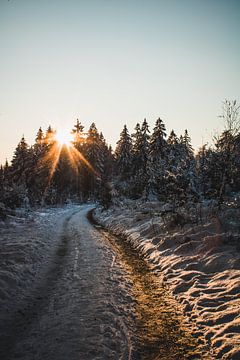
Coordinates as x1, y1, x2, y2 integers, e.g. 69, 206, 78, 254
0, 205, 135, 359
94, 201, 240, 360
0, 206, 71, 319
0, 204, 208, 359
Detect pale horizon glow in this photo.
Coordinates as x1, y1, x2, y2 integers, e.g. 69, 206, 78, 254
0, 0, 240, 165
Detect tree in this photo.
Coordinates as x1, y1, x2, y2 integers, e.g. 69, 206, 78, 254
83, 123, 104, 198
220, 99, 240, 136
215, 100, 240, 200
147, 117, 167, 199
115, 125, 133, 179
131, 119, 150, 197
98, 135, 114, 208
71, 119, 85, 200
29, 127, 52, 204
51, 145, 75, 203
45, 125, 56, 145
72, 119, 84, 149
11, 136, 31, 186
8, 136, 33, 207
177, 130, 198, 202
167, 130, 178, 145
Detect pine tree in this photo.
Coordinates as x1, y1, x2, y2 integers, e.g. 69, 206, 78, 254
3, 160, 10, 185
115, 125, 133, 179
9, 136, 33, 207
196, 144, 225, 200
140, 119, 150, 173
177, 130, 198, 203
72, 119, 84, 149
35, 127, 44, 146
149, 118, 167, 156
131, 123, 142, 174
71, 119, 85, 200
181, 130, 194, 159
147, 118, 167, 199
45, 125, 56, 145
11, 136, 31, 186
98, 133, 114, 208
52, 145, 75, 203
29, 127, 51, 204
83, 123, 104, 198
167, 130, 180, 172
0, 160, 13, 208
167, 130, 178, 145
131, 119, 150, 197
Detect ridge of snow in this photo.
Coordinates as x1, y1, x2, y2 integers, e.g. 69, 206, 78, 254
94, 201, 240, 360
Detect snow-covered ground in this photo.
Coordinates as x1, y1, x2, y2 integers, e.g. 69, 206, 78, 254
0, 204, 136, 359
94, 200, 240, 360
0, 206, 79, 323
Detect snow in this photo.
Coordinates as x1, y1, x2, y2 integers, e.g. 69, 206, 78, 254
94, 201, 240, 360
0, 204, 138, 359
0, 205, 80, 323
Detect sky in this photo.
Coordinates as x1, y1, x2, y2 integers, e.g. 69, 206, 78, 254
0, 0, 240, 165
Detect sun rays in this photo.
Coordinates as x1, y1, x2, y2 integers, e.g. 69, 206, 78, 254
55, 129, 73, 147
38, 128, 98, 199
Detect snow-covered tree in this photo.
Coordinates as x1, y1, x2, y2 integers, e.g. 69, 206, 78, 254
177, 130, 198, 202
115, 125, 133, 179
147, 117, 167, 199
83, 123, 104, 198
131, 119, 150, 197
11, 136, 31, 187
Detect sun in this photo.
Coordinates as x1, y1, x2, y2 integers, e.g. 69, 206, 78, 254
55, 129, 73, 147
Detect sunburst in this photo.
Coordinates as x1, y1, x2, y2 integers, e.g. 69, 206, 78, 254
55, 128, 73, 147
39, 127, 99, 201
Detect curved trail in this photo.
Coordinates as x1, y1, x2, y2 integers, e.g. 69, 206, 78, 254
0, 205, 203, 359
0, 205, 135, 360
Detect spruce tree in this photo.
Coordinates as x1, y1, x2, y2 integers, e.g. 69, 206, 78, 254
178, 130, 198, 203
10, 136, 32, 207
98, 133, 114, 208
11, 136, 31, 186
45, 125, 56, 145
196, 145, 208, 198
71, 119, 85, 200
84, 123, 104, 198
30, 127, 50, 204
131, 119, 150, 197
147, 118, 167, 200
72, 119, 84, 149
115, 125, 133, 179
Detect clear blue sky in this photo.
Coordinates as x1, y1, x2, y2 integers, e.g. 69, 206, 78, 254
0, 0, 239, 164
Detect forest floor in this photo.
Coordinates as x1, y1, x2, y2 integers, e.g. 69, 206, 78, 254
94, 199, 240, 360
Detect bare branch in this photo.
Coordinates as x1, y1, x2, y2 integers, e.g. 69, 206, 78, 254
219, 99, 240, 136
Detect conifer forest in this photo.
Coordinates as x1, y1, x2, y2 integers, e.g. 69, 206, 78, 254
0, 100, 240, 215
